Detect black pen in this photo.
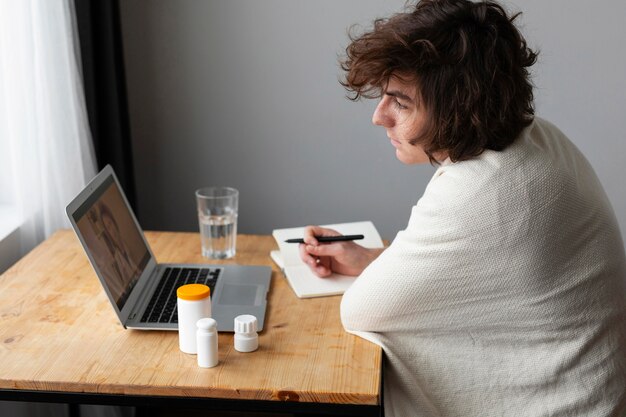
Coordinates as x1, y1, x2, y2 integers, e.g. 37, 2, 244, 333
284, 234, 365, 244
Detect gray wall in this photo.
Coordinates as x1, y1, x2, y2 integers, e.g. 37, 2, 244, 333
120, 0, 626, 243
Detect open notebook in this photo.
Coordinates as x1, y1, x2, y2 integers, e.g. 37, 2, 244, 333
271, 221, 384, 298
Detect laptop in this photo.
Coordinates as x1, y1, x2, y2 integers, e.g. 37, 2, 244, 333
66, 165, 271, 332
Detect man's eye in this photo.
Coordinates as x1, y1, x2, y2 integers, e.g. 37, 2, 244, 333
394, 99, 408, 110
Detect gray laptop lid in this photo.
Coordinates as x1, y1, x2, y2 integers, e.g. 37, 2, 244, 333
66, 165, 270, 332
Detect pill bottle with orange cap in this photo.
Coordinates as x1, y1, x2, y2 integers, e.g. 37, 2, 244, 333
177, 284, 211, 354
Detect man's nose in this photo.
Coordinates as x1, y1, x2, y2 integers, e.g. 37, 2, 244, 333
372, 100, 392, 127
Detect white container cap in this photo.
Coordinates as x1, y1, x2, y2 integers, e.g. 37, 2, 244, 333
197, 317, 217, 331
234, 314, 258, 352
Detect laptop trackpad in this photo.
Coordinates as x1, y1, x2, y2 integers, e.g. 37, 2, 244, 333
217, 283, 260, 306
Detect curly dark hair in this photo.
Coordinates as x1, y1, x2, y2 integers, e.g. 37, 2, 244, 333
341, 0, 538, 163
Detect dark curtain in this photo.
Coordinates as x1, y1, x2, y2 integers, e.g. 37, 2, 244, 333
74, 0, 137, 211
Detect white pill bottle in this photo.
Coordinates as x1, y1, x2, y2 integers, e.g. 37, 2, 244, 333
177, 284, 211, 354
234, 314, 258, 353
196, 318, 219, 368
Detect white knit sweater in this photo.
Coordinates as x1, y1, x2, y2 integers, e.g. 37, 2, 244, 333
341, 118, 626, 416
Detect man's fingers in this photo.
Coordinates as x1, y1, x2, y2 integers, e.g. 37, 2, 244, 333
305, 243, 342, 257
299, 243, 318, 265
313, 262, 332, 277
303, 226, 341, 245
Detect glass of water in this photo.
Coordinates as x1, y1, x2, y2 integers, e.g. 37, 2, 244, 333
195, 187, 238, 259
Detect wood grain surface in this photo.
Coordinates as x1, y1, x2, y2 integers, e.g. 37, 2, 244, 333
0, 231, 381, 405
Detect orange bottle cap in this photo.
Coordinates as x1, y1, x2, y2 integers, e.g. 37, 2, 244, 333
177, 284, 210, 301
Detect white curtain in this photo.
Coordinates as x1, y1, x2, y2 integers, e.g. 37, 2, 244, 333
0, 0, 96, 255
0, 2, 137, 416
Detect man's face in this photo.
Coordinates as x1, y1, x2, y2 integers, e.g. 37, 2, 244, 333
371, 75, 431, 164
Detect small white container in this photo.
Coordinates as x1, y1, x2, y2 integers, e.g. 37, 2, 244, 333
196, 318, 218, 368
234, 314, 258, 353
177, 284, 211, 354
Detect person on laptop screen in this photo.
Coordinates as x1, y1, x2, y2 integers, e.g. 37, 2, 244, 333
76, 181, 147, 308
299, 1, 626, 416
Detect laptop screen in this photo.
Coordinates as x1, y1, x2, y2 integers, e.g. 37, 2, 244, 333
72, 175, 150, 310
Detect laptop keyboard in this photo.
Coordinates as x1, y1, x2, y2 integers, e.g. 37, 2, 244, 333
140, 267, 221, 324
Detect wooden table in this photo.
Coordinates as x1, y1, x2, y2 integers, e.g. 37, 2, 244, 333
0, 231, 382, 416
